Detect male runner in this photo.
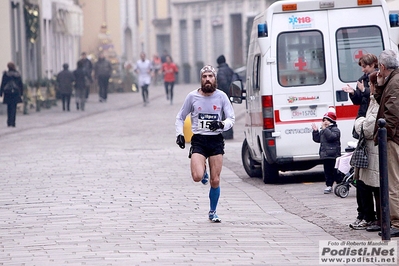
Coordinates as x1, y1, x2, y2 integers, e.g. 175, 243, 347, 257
175, 65, 235, 222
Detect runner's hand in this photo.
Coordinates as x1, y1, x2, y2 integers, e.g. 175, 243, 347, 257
209, 121, 224, 131
176, 135, 185, 149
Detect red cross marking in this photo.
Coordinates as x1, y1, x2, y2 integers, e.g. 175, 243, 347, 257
294, 57, 307, 71
354, 50, 364, 60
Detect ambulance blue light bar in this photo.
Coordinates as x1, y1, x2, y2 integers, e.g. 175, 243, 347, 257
390, 13, 399, 27
258, 23, 268, 38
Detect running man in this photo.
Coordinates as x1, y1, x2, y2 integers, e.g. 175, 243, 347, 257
175, 65, 235, 222
134, 52, 153, 106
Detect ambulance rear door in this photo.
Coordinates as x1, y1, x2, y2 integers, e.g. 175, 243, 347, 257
269, 9, 334, 160
327, 4, 387, 148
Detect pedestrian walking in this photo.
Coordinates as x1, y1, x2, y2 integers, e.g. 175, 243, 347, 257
56, 63, 75, 112
134, 52, 153, 106
350, 71, 380, 231
80, 52, 93, 100
94, 52, 112, 102
311, 109, 342, 194
160, 49, 169, 64
373, 49, 399, 237
0, 62, 23, 127
175, 65, 235, 222
216, 55, 235, 140
152, 54, 162, 85
74, 60, 91, 111
162, 55, 178, 105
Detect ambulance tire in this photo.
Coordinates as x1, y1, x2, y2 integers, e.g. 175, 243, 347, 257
241, 139, 262, 178
262, 155, 279, 184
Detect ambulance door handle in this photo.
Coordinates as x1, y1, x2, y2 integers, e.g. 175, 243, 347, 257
290, 106, 298, 110
272, 132, 281, 137
309, 105, 317, 109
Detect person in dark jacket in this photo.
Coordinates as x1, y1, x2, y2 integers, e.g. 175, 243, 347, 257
80, 52, 93, 100
312, 109, 342, 194
0, 62, 23, 127
373, 49, 399, 237
216, 55, 235, 140
342, 53, 378, 138
73, 60, 91, 111
56, 63, 75, 111
216, 55, 235, 97
94, 52, 112, 102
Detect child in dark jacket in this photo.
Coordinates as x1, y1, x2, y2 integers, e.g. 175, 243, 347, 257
312, 109, 342, 194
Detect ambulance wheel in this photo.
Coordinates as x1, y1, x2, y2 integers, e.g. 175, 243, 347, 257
241, 139, 261, 178
337, 185, 349, 198
262, 155, 279, 184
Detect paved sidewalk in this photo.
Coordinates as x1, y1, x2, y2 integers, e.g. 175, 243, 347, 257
0, 84, 394, 265
0, 88, 153, 137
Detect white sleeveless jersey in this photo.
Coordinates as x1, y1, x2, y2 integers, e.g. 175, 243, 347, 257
175, 89, 235, 136
134, 59, 152, 87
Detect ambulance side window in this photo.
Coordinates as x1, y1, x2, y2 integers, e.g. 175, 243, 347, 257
336, 26, 384, 83
252, 55, 261, 91
277, 30, 326, 87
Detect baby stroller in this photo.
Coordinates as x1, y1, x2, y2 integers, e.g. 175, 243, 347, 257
334, 142, 357, 198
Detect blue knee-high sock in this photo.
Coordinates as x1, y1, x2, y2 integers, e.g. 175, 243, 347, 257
209, 186, 220, 211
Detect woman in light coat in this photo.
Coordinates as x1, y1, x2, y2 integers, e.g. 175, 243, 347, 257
352, 71, 380, 231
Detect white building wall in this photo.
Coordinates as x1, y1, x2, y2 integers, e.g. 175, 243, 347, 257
120, 0, 140, 64
0, 1, 12, 71
42, 0, 82, 76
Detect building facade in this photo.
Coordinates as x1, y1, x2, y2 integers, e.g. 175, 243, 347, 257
117, 0, 272, 84
1, 0, 82, 84
170, 0, 271, 83
2, 0, 397, 88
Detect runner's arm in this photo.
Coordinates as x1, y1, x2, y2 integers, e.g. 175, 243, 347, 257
175, 94, 192, 136
221, 94, 235, 131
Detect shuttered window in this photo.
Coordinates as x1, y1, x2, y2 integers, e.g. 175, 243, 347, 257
180, 20, 188, 63
194, 20, 202, 62
213, 25, 224, 60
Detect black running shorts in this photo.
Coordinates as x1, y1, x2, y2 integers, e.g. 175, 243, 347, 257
189, 134, 225, 159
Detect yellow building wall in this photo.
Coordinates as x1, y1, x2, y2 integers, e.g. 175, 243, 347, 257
156, 0, 169, 18
80, 0, 122, 58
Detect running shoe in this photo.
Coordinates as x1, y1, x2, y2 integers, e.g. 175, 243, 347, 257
324, 186, 332, 194
209, 211, 221, 223
366, 221, 381, 232
201, 170, 209, 185
349, 218, 362, 229
351, 220, 372, 230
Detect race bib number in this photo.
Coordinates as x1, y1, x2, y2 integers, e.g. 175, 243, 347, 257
198, 113, 218, 131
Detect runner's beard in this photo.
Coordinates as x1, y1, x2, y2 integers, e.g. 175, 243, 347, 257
201, 81, 217, 93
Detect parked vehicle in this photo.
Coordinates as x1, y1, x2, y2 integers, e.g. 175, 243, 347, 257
231, 0, 399, 183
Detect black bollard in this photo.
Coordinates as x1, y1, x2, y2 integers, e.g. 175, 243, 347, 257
378, 118, 390, 240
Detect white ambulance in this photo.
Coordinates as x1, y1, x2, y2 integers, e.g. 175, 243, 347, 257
231, 0, 399, 183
